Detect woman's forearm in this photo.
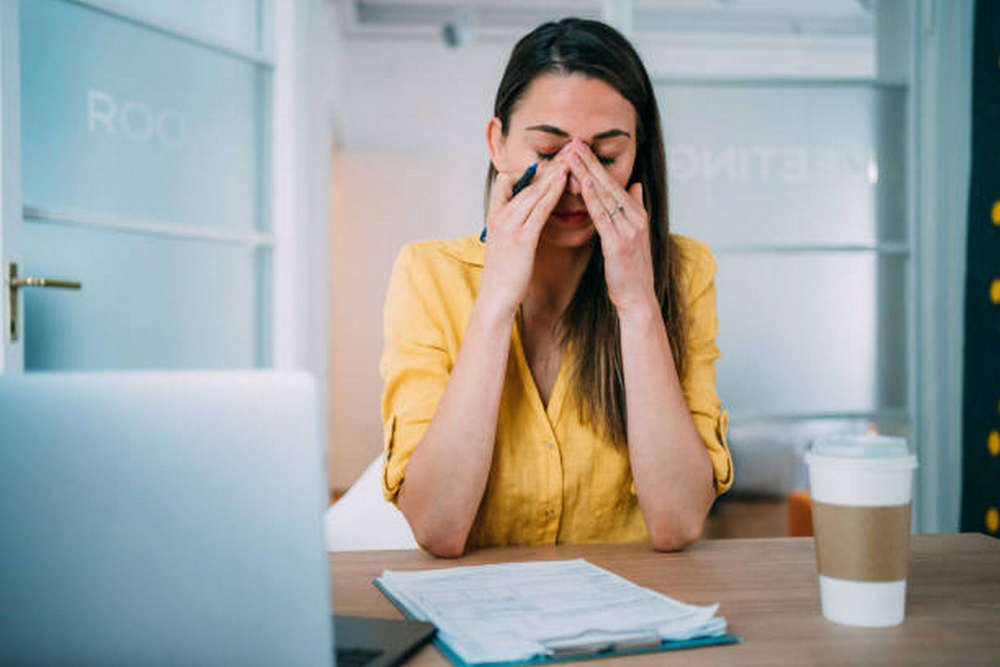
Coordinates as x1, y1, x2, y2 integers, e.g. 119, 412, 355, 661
397, 297, 515, 557
619, 303, 716, 551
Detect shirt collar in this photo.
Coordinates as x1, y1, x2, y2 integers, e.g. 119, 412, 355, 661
439, 234, 485, 267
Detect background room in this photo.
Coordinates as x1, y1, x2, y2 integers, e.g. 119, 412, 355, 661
2, 0, 986, 546
325, 0, 976, 542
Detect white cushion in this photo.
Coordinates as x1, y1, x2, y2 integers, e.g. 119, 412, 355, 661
324, 457, 419, 551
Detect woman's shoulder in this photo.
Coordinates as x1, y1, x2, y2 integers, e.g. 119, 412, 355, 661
388, 235, 485, 309
670, 234, 717, 285
395, 235, 485, 273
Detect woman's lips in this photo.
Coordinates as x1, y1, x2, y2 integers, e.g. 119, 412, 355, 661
552, 210, 589, 225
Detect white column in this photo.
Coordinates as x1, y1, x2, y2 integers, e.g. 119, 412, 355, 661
904, 0, 974, 533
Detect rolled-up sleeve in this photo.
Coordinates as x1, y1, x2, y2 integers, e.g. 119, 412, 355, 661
680, 241, 733, 495
379, 246, 452, 504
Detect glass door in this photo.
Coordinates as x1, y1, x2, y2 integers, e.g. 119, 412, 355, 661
3, 0, 273, 372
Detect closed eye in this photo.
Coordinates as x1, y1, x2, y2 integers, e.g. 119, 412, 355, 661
536, 151, 615, 166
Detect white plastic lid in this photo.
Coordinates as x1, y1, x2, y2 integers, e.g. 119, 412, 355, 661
806, 435, 918, 469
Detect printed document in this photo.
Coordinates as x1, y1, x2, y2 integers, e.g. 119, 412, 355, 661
375, 559, 727, 664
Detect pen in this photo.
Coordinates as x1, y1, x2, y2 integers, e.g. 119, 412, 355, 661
480, 162, 539, 242
548, 633, 663, 657
511, 162, 538, 196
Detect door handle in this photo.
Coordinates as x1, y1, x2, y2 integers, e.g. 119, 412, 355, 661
6, 263, 82, 342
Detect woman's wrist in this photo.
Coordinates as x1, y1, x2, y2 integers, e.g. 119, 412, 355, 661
615, 293, 661, 327
471, 290, 519, 331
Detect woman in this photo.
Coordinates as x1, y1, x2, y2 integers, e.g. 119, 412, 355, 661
380, 18, 732, 557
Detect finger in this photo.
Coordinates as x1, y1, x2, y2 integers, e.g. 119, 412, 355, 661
573, 143, 627, 203
506, 156, 561, 199
581, 175, 618, 245
523, 165, 568, 238
628, 182, 644, 208
502, 162, 568, 228
573, 144, 642, 221
627, 182, 647, 222
568, 152, 622, 228
591, 173, 624, 227
562, 148, 590, 188
488, 171, 514, 219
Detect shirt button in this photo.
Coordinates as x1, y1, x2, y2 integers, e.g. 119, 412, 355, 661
544, 441, 555, 451
545, 508, 555, 518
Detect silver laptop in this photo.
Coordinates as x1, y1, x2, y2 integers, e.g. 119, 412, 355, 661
0, 372, 432, 666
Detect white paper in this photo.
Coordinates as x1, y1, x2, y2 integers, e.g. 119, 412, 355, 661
375, 559, 727, 664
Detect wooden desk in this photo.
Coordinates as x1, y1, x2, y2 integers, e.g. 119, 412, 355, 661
330, 534, 1000, 666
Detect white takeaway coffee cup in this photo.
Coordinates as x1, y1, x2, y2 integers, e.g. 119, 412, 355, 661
805, 435, 918, 627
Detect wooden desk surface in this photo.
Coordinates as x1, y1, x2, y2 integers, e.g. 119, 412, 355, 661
330, 534, 1000, 666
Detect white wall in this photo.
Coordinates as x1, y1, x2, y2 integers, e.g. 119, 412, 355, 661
273, 0, 338, 478
328, 151, 486, 490
324, 12, 875, 492
326, 35, 509, 491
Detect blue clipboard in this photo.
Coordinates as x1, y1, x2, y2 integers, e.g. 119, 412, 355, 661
373, 577, 740, 667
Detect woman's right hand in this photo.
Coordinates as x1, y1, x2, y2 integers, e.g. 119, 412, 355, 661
478, 157, 569, 319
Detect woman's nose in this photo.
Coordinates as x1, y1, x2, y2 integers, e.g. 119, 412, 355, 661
566, 172, 583, 196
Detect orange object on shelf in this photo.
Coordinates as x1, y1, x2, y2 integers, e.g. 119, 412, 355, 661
788, 489, 814, 537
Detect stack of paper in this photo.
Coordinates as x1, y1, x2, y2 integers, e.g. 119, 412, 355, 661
374, 559, 730, 665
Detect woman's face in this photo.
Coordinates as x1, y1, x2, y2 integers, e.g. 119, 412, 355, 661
488, 73, 638, 249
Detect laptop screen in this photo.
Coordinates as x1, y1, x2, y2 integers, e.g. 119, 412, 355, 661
0, 372, 334, 666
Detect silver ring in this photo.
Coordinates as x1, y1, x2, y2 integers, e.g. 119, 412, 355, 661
608, 203, 624, 218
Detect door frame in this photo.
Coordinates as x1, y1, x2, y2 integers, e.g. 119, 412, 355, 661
0, 0, 22, 373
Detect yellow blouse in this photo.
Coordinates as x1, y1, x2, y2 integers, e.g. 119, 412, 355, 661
380, 234, 732, 548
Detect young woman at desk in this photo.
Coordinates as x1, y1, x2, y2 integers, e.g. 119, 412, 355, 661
380, 18, 732, 557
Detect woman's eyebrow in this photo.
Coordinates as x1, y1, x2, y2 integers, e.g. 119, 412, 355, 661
525, 124, 631, 142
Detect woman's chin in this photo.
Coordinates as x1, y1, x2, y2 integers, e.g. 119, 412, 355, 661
539, 222, 597, 249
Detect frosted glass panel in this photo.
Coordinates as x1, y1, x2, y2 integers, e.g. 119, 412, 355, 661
20, 0, 266, 232
104, 0, 262, 51
22, 222, 266, 370
715, 253, 907, 414
657, 84, 906, 246
727, 417, 911, 496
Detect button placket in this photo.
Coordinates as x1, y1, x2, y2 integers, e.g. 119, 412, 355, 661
510, 320, 564, 541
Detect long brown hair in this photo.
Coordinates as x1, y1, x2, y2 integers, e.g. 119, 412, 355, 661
485, 18, 687, 446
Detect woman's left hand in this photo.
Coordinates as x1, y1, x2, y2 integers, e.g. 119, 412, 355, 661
565, 141, 658, 317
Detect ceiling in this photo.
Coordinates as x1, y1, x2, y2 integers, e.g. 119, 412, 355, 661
343, 0, 875, 40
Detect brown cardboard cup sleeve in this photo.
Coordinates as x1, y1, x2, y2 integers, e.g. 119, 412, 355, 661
811, 502, 911, 582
